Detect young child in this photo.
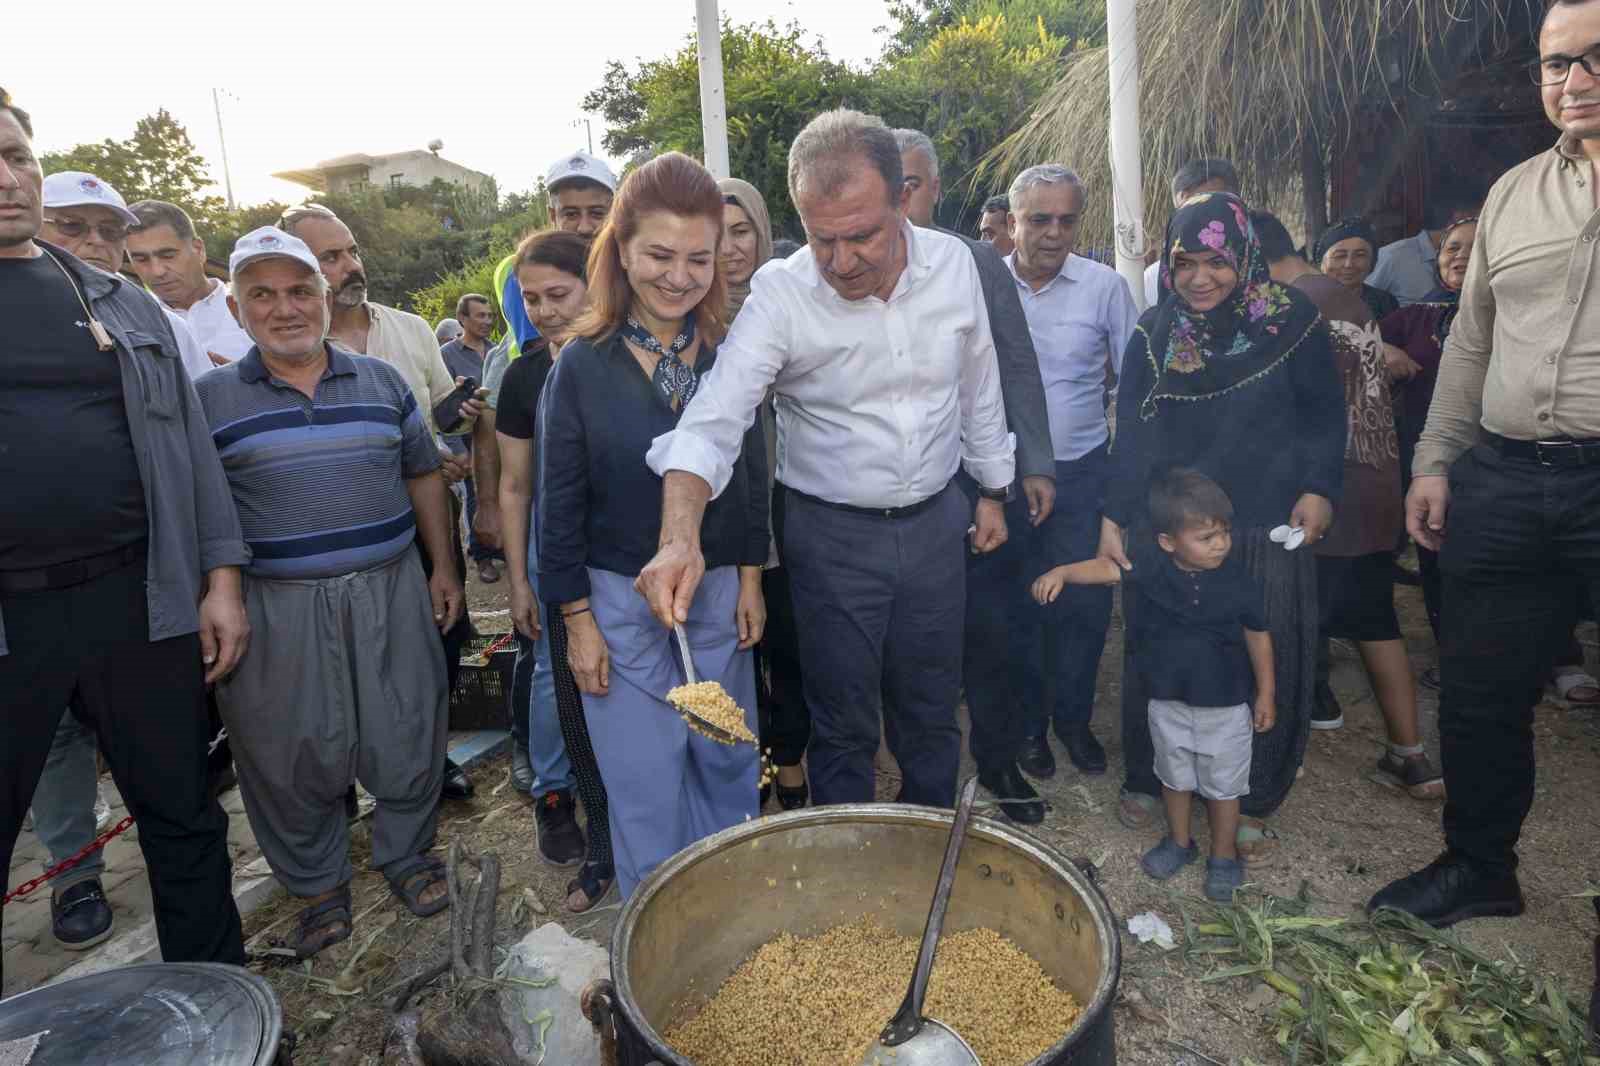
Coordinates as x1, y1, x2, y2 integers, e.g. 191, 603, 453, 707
1032, 467, 1275, 902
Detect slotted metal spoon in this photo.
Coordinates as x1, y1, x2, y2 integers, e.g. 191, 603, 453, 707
668, 622, 740, 744
857, 775, 983, 1066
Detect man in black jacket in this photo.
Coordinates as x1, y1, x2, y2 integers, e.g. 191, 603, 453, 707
894, 127, 1057, 823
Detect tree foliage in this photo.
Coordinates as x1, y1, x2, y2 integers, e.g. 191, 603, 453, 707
41, 110, 227, 231
582, 4, 1097, 237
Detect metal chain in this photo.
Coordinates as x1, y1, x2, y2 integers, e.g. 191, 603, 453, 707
4, 815, 135, 905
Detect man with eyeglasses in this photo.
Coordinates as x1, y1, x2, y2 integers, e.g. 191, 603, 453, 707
127, 200, 253, 366
1369, 0, 1600, 929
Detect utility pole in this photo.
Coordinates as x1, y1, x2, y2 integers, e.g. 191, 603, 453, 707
694, 0, 730, 178
572, 118, 594, 156
1105, 0, 1147, 310
212, 88, 236, 211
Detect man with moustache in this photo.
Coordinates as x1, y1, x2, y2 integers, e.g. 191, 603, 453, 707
978, 194, 1015, 257
280, 203, 482, 801
639, 110, 1016, 809
892, 126, 1056, 822
1370, 0, 1600, 928
1, 88, 247, 981
127, 200, 254, 364
196, 227, 462, 956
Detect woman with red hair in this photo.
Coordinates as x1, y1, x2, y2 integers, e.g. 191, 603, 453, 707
536, 152, 768, 898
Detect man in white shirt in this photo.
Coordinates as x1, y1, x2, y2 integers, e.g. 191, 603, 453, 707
1368, 190, 1482, 307
1143, 158, 1239, 307
1006, 164, 1139, 779
126, 200, 253, 365
640, 109, 1015, 808
40, 172, 212, 382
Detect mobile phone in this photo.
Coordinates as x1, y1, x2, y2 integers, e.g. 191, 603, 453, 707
437, 376, 480, 432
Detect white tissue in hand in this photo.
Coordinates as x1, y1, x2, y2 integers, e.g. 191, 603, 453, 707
1269, 525, 1292, 543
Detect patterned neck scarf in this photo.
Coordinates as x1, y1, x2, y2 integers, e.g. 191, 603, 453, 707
1140, 192, 1320, 420
623, 316, 698, 410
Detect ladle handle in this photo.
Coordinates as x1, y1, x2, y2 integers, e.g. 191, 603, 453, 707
673, 622, 698, 685
881, 774, 981, 1046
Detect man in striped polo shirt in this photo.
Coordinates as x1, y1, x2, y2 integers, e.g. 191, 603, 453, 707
194, 227, 463, 957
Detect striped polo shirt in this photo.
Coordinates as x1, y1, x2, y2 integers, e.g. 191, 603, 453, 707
195, 344, 443, 579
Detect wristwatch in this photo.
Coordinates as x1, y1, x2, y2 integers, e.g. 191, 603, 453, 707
978, 483, 1013, 503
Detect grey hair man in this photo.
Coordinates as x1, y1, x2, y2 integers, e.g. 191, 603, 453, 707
127, 199, 254, 364
434, 317, 462, 345
1004, 162, 1138, 784
193, 226, 463, 957
1, 86, 248, 984
886, 128, 1057, 823
979, 194, 1014, 256
891, 128, 941, 228
1145, 157, 1240, 305
639, 108, 1016, 812
279, 203, 482, 801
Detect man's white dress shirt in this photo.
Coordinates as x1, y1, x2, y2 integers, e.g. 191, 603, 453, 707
648, 222, 1014, 508
161, 305, 215, 382
172, 277, 253, 363
1008, 253, 1138, 461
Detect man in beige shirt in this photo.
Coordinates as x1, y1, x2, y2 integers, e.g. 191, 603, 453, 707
1370, 0, 1600, 929
280, 205, 483, 802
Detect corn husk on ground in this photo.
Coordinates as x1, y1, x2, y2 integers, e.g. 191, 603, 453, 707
1178, 888, 1599, 1066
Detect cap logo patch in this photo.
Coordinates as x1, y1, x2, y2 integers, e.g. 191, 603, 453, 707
79, 177, 101, 193
258, 234, 281, 247
569, 156, 587, 170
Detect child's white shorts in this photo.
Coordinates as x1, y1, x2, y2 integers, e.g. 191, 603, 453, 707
1148, 698, 1252, 801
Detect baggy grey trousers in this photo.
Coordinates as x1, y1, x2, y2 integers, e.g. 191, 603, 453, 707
217, 549, 448, 897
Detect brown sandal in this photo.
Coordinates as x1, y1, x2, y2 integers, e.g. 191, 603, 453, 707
385, 853, 451, 917
565, 862, 615, 914
290, 885, 352, 959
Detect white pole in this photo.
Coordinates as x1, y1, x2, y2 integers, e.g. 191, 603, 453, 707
695, 0, 731, 179
213, 88, 236, 212
1105, 0, 1147, 310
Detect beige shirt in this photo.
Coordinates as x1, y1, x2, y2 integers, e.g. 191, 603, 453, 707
1415, 138, 1600, 475
363, 302, 462, 438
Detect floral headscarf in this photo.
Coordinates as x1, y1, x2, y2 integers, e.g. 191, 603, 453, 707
1140, 192, 1320, 420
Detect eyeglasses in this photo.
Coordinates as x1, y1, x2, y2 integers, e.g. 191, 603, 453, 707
42, 216, 128, 243
1530, 44, 1600, 85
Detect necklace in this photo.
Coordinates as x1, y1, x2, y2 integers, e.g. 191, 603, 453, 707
623, 315, 698, 410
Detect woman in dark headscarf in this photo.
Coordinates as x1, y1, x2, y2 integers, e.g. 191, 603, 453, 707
1104, 193, 1347, 862
1316, 216, 1399, 322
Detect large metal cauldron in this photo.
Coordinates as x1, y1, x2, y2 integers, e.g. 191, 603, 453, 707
594, 804, 1120, 1066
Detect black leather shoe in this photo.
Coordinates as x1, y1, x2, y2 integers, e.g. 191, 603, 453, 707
1367, 852, 1525, 927
1017, 734, 1056, 779
509, 742, 534, 795
52, 879, 114, 951
441, 757, 473, 801
1061, 725, 1107, 775
976, 764, 1045, 824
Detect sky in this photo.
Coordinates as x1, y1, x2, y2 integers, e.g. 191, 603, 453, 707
9, 0, 894, 210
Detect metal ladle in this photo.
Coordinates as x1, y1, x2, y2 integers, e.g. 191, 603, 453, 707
668, 622, 740, 744
858, 775, 983, 1066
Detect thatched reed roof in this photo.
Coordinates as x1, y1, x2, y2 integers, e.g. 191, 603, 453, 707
984, 0, 1541, 251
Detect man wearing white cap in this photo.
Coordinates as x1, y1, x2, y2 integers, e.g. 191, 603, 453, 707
41, 173, 214, 381
2, 87, 248, 984
126, 199, 253, 365
194, 226, 462, 957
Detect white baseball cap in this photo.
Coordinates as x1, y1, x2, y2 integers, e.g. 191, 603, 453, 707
229, 226, 320, 278
545, 151, 617, 194
41, 171, 140, 226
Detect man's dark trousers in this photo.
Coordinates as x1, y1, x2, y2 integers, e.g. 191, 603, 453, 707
1022, 445, 1113, 740
782, 484, 968, 807
959, 482, 1038, 773
0, 557, 244, 988
1435, 440, 1600, 872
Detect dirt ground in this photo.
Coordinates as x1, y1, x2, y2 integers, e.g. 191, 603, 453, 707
244, 564, 1600, 1065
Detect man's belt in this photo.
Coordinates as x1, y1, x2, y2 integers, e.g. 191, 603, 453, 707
782, 482, 948, 520
0, 541, 147, 594
1484, 432, 1600, 468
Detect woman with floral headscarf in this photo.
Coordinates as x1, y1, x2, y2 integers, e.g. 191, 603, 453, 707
1102, 192, 1346, 862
